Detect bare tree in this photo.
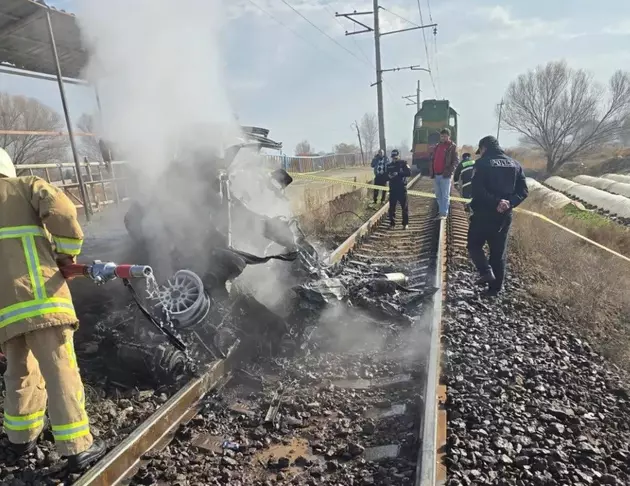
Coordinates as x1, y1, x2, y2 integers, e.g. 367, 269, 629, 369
359, 113, 378, 157
334, 142, 359, 154
0, 93, 69, 165
77, 113, 104, 162
500, 61, 630, 173
295, 140, 313, 156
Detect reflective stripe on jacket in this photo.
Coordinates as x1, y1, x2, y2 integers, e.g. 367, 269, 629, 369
460, 160, 475, 189
0, 176, 84, 344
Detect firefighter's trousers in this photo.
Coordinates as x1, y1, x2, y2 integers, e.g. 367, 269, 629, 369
1, 325, 93, 456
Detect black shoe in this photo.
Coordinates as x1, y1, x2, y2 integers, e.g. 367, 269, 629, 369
482, 287, 501, 298
10, 439, 38, 456
66, 438, 107, 472
9, 416, 49, 456
475, 273, 496, 286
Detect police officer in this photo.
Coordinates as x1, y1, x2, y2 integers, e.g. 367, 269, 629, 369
453, 152, 475, 199
386, 149, 411, 230
468, 136, 528, 296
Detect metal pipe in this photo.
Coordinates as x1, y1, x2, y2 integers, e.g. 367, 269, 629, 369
45, 7, 91, 221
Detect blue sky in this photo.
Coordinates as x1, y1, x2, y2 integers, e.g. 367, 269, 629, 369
1, 0, 629, 155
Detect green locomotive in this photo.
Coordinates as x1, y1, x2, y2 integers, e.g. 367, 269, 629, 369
412, 100, 458, 174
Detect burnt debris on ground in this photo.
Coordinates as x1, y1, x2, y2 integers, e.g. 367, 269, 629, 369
0, 149, 438, 484
443, 252, 630, 485
119, 186, 440, 485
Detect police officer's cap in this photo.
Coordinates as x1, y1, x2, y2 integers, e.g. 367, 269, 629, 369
475, 135, 500, 155
391, 149, 399, 157
462, 152, 471, 159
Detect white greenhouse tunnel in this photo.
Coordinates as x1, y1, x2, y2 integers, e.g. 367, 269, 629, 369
545, 176, 630, 218
574, 175, 630, 198
602, 173, 630, 185
526, 178, 582, 210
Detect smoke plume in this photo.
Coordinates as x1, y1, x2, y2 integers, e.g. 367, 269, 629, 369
76, 0, 295, 288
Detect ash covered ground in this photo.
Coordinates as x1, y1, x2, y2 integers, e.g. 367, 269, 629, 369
126, 303, 432, 486
443, 249, 630, 485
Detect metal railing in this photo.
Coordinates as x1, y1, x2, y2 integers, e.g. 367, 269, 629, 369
16, 160, 132, 214
16, 152, 367, 214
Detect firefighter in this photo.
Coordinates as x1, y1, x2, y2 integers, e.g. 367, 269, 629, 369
386, 149, 411, 229
0, 148, 106, 470
468, 136, 528, 297
453, 152, 475, 200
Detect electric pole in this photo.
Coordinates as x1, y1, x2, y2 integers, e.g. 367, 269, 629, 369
403, 80, 422, 111
353, 120, 365, 164
497, 99, 504, 141
336, 6, 436, 153
373, 0, 385, 152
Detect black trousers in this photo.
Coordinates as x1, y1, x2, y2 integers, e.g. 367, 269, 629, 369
373, 174, 388, 203
389, 190, 409, 226
467, 212, 512, 291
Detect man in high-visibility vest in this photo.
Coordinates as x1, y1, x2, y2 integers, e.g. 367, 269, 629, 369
0, 148, 106, 470
453, 152, 475, 200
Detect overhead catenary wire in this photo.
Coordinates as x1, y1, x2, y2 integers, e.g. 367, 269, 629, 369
323, 3, 374, 68
321, 3, 411, 120
433, 31, 441, 98
277, 0, 372, 68
415, 0, 437, 98
244, 0, 333, 57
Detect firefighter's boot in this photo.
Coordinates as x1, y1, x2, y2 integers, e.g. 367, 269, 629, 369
67, 438, 107, 472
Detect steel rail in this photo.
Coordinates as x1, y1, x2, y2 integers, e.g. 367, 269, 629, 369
322, 172, 448, 484
416, 208, 445, 486
74, 342, 238, 486
326, 172, 424, 264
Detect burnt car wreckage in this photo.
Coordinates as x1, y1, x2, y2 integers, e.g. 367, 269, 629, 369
0, 127, 437, 388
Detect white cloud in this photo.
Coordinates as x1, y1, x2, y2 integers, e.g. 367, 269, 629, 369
603, 20, 630, 35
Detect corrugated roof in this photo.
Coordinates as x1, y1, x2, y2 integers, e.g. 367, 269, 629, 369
0, 0, 86, 79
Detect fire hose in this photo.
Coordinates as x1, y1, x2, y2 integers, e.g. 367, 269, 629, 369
60, 260, 188, 354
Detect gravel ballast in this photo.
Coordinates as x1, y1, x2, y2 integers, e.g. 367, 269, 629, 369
444, 252, 630, 485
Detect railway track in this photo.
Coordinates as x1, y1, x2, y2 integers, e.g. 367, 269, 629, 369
68, 174, 455, 486
0, 174, 470, 486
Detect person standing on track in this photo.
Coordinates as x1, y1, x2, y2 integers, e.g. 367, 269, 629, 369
371, 149, 389, 205
430, 128, 459, 220
453, 152, 476, 214
468, 136, 528, 297
0, 148, 106, 471
386, 149, 411, 230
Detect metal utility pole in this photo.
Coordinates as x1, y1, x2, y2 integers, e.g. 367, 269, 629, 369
372, 1, 386, 152
403, 80, 422, 111
336, 6, 436, 153
497, 99, 504, 141
45, 7, 91, 221
353, 120, 365, 164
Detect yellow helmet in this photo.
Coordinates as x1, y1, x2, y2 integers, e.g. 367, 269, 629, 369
0, 147, 16, 178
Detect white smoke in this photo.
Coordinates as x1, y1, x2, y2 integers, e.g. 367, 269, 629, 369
77, 0, 238, 178
76, 0, 297, 287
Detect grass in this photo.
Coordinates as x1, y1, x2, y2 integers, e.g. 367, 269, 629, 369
511, 198, 630, 370
299, 188, 378, 249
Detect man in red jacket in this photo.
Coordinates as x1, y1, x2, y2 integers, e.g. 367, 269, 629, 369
430, 128, 459, 219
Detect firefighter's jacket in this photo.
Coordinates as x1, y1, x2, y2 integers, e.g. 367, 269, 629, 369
0, 176, 84, 344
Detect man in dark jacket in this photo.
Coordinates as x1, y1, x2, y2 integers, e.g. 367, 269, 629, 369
430, 128, 459, 219
468, 136, 528, 297
371, 149, 389, 204
386, 149, 412, 229
453, 152, 475, 199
